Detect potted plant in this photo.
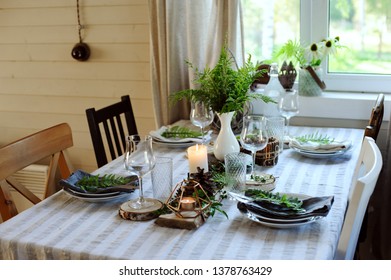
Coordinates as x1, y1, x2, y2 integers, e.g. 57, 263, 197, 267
171, 43, 275, 160
272, 37, 344, 96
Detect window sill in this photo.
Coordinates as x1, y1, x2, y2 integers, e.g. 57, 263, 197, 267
298, 91, 390, 121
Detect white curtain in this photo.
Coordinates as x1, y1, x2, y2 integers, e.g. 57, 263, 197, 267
149, 0, 244, 127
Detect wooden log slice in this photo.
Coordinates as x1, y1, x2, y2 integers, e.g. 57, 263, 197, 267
119, 198, 163, 221
155, 212, 205, 230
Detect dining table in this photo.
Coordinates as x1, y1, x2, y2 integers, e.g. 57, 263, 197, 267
0, 125, 364, 260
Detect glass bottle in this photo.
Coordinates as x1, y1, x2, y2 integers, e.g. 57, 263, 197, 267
262, 63, 284, 117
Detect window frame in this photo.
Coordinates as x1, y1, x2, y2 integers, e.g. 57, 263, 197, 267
300, 0, 390, 94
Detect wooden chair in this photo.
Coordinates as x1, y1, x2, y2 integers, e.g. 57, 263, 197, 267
364, 93, 384, 141
0, 123, 74, 222
335, 136, 383, 260
86, 95, 138, 168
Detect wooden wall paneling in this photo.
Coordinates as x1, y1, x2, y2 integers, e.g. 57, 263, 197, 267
0, 0, 146, 9
0, 1, 156, 179
0, 62, 150, 80
0, 6, 148, 26
0, 44, 149, 62
0, 79, 151, 99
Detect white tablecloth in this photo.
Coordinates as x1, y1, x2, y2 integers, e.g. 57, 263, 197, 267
0, 126, 364, 260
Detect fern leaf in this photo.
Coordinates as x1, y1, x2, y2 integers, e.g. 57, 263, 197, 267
161, 126, 203, 138
294, 132, 334, 144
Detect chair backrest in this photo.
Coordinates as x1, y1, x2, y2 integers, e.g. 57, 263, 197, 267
364, 93, 384, 141
85, 95, 138, 168
0, 123, 74, 222
335, 136, 383, 260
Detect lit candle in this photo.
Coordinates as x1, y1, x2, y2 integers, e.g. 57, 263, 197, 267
180, 197, 196, 211
187, 144, 208, 173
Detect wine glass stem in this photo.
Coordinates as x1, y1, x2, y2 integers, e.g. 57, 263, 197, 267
137, 175, 145, 203
201, 126, 204, 144
251, 151, 256, 177
286, 117, 291, 137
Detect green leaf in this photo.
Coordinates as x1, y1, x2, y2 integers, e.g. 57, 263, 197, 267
170, 41, 274, 114
161, 126, 203, 138
76, 174, 133, 192
294, 132, 334, 144
250, 174, 276, 184
245, 189, 304, 212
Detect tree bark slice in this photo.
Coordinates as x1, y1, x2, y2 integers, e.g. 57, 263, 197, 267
155, 212, 205, 230
119, 198, 163, 221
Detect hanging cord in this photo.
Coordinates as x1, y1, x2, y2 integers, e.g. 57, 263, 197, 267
76, 0, 83, 43
72, 0, 90, 61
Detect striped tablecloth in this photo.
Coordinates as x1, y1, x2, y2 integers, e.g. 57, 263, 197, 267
0, 126, 364, 260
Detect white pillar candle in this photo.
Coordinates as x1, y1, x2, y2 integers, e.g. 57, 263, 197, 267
187, 144, 208, 173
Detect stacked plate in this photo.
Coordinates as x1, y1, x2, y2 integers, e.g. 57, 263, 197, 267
60, 170, 137, 203
289, 139, 352, 159
63, 188, 132, 202
237, 193, 334, 228
149, 126, 212, 148
243, 210, 323, 228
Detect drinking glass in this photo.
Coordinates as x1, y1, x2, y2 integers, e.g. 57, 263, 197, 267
124, 135, 156, 209
190, 100, 214, 144
240, 115, 269, 177
278, 89, 299, 137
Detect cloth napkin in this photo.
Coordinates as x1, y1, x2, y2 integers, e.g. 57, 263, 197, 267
59, 169, 138, 194
149, 126, 212, 144
237, 195, 334, 220
290, 138, 351, 152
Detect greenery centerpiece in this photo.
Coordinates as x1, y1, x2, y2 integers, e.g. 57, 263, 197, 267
171, 43, 275, 160
273, 37, 344, 96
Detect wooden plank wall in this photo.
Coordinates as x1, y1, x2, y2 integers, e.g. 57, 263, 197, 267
0, 0, 155, 172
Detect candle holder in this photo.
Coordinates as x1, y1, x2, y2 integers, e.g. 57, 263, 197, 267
166, 179, 212, 219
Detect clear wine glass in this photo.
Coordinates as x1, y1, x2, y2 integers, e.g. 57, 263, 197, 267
124, 134, 156, 210
278, 89, 299, 138
190, 100, 214, 144
240, 115, 269, 178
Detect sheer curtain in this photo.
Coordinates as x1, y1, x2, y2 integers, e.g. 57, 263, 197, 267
149, 0, 244, 127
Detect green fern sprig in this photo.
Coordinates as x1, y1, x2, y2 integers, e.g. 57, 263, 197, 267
294, 132, 334, 144
170, 42, 276, 114
245, 189, 304, 212
76, 174, 133, 192
161, 126, 203, 138
272, 39, 306, 68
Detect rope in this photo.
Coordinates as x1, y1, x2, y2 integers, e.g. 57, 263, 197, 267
76, 0, 82, 43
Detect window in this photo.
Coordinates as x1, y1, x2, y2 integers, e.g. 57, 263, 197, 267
242, 0, 391, 93
242, 0, 300, 63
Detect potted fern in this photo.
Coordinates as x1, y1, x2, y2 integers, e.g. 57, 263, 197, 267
171, 43, 275, 160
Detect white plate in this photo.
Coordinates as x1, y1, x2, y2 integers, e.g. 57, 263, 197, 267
243, 210, 322, 228
248, 209, 315, 223
65, 188, 121, 197
152, 139, 195, 148
290, 144, 351, 158
64, 189, 132, 202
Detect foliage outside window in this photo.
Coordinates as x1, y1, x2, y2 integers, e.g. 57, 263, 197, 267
242, 0, 391, 93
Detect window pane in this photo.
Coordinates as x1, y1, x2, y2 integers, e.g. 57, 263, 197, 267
242, 0, 300, 63
329, 0, 391, 75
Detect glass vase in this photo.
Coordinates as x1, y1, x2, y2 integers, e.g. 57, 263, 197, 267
298, 67, 323, 97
